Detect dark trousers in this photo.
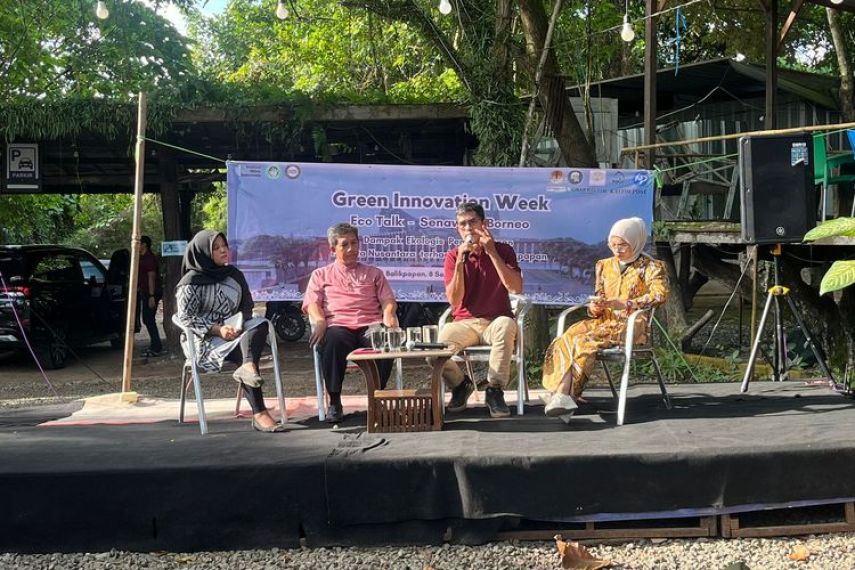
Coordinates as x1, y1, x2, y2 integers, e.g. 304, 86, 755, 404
225, 323, 269, 414
135, 292, 162, 353
320, 326, 393, 395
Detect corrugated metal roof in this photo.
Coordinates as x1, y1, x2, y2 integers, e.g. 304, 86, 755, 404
564, 58, 839, 115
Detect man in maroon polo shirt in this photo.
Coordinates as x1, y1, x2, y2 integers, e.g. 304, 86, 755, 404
438, 202, 523, 418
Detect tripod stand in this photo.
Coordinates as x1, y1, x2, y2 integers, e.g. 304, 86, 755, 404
741, 244, 835, 392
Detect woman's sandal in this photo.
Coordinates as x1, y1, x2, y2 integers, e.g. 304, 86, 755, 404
252, 418, 289, 433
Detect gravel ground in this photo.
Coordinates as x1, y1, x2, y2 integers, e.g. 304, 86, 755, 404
2, 534, 855, 569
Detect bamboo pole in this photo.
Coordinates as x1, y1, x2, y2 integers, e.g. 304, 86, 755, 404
622, 120, 855, 155
119, 92, 147, 402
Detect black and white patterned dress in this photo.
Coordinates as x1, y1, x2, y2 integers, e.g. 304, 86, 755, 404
176, 276, 263, 372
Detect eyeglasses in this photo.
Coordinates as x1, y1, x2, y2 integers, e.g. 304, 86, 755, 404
609, 242, 630, 251
456, 218, 482, 228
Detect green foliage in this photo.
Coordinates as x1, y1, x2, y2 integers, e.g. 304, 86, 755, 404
0, 1, 195, 105
197, 184, 228, 234
0, 195, 77, 244
804, 217, 855, 295
190, 0, 464, 104
64, 195, 163, 258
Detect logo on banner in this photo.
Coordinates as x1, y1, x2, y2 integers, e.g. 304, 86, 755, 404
633, 172, 650, 185
612, 171, 625, 185
568, 170, 583, 185
265, 165, 282, 180
285, 164, 301, 179
589, 170, 607, 186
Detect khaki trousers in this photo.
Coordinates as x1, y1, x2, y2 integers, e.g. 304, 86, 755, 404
435, 316, 518, 388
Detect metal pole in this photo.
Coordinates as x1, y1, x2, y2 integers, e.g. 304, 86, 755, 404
120, 92, 147, 400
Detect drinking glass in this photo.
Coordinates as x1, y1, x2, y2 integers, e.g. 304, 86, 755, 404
370, 328, 387, 351
421, 325, 439, 344
385, 327, 405, 352
406, 327, 423, 348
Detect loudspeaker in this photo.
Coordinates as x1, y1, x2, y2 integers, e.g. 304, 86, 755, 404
739, 133, 815, 244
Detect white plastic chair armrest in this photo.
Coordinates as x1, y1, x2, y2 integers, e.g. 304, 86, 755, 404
556, 303, 589, 337
438, 306, 452, 329
623, 308, 649, 358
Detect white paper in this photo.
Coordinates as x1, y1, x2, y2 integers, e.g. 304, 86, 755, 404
224, 313, 244, 331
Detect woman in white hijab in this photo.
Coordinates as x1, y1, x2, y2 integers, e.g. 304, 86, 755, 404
541, 217, 669, 420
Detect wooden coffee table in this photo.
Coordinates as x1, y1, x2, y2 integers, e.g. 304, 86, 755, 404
347, 348, 454, 433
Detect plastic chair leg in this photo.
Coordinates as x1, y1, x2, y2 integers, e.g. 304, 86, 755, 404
651, 354, 672, 409
266, 321, 287, 424
190, 364, 208, 435
313, 347, 326, 421
616, 356, 632, 426
601, 360, 618, 399
179, 366, 190, 423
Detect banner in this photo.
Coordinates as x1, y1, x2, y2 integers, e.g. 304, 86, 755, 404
227, 162, 653, 305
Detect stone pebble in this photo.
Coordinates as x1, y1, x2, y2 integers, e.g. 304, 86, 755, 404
2, 533, 854, 570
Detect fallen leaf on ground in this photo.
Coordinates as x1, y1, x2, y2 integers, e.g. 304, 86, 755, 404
554, 534, 611, 569
788, 545, 810, 561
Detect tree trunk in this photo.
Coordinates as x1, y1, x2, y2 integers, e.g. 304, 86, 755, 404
655, 242, 689, 336
827, 8, 855, 122
517, 0, 598, 167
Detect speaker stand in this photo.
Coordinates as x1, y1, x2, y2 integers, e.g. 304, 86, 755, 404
740, 245, 839, 393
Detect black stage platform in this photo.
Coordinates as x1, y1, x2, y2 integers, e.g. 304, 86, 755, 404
1, 382, 854, 553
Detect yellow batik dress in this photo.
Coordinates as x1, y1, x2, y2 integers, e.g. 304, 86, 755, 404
542, 254, 669, 397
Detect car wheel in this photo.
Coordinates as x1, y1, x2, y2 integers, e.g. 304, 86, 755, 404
37, 326, 69, 369
271, 308, 306, 342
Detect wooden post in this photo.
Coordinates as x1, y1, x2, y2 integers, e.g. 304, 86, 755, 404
643, 0, 657, 172
158, 149, 182, 353
119, 92, 147, 401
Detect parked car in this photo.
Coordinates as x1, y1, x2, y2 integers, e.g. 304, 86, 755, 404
0, 245, 128, 369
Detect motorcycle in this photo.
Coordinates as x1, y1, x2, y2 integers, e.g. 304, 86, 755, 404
265, 301, 307, 342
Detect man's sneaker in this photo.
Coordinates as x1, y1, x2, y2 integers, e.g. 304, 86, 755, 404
544, 392, 578, 417
446, 376, 475, 413
485, 386, 510, 418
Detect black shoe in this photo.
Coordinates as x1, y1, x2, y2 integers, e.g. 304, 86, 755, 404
325, 403, 343, 424
485, 387, 510, 418
446, 376, 475, 413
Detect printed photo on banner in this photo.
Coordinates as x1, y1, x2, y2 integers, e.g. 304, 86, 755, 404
227, 162, 653, 304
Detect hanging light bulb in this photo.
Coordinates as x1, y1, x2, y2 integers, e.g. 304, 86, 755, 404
438, 0, 452, 15
95, 1, 109, 20
275, 0, 289, 19
620, 14, 635, 43
830, 0, 843, 5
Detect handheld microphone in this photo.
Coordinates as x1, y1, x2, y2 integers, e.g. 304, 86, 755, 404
462, 235, 473, 262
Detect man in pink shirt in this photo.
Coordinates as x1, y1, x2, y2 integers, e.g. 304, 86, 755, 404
303, 223, 399, 422
439, 202, 523, 418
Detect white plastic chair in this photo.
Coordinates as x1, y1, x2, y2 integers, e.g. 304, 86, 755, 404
438, 293, 532, 415
172, 314, 287, 435
555, 304, 671, 426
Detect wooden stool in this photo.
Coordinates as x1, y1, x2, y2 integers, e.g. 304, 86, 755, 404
371, 389, 436, 433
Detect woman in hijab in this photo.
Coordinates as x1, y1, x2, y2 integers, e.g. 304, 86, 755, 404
175, 230, 286, 432
541, 217, 669, 420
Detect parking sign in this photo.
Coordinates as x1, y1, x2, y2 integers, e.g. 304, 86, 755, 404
5, 143, 41, 192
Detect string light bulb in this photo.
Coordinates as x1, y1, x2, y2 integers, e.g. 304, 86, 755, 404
830, 0, 843, 5
620, 14, 635, 42
438, 0, 452, 15
95, 1, 109, 19
275, 0, 289, 19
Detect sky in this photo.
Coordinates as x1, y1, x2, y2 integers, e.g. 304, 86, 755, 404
141, 0, 229, 36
